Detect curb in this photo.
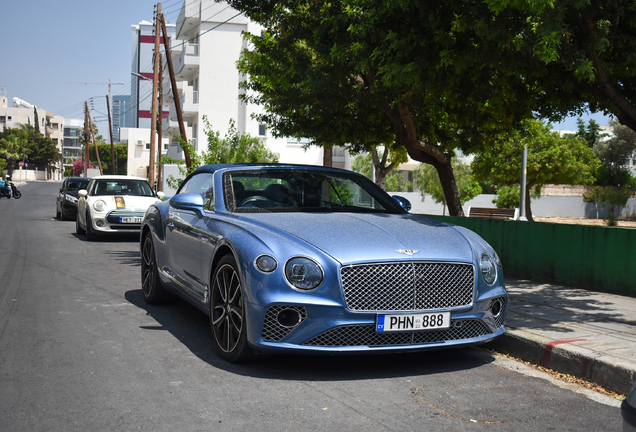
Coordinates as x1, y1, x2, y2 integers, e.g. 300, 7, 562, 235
485, 328, 636, 396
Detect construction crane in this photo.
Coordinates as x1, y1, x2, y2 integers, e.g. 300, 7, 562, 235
65, 78, 124, 102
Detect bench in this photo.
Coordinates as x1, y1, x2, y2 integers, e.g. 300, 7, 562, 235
467, 207, 519, 220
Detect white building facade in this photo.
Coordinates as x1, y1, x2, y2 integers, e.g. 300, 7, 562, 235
160, 0, 342, 169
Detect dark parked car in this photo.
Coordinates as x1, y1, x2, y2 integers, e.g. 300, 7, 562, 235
140, 163, 508, 363
56, 177, 90, 220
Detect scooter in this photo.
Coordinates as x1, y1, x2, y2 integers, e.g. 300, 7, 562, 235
0, 182, 21, 199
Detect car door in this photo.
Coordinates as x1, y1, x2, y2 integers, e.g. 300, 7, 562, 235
57, 179, 67, 212
165, 173, 215, 302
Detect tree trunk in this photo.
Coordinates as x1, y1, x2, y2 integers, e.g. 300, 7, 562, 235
525, 181, 535, 222
378, 99, 465, 216
371, 147, 396, 191
323, 146, 332, 167
434, 159, 465, 217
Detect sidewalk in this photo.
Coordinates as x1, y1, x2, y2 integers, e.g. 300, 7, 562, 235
486, 278, 636, 395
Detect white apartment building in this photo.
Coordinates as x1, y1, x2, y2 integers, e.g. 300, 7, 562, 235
158, 0, 345, 168
131, 20, 176, 129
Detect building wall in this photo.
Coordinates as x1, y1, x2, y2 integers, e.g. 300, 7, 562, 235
131, 20, 175, 129
120, 127, 170, 180
161, 0, 336, 169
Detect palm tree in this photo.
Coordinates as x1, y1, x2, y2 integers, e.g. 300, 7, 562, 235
0, 133, 26, 178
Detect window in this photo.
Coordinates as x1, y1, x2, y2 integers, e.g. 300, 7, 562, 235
179, 173, 215, 211
146, 142, 150, 150
258, 124, 266, 137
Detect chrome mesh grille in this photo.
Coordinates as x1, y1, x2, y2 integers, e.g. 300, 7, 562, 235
340, 262, 475, 312
490, 296, 507, 328
303, 319, 490, 347
261, 305, 307, 342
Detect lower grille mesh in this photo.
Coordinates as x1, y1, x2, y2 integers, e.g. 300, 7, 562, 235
262, 305, 307, 342
303, 319, 491, 347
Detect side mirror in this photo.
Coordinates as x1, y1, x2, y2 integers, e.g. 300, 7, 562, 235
392, 195, 412, 212
169, 193, 204, 217
78, 190, 88, 198
156, 191, 165, 200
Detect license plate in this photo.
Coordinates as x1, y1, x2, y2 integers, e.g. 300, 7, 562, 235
120, 217, 142, 223
376, 312, 451, 332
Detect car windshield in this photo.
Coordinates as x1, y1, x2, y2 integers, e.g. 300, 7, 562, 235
93, 180, 154, 197
67, 179, 90, 192
225, 169, 405, 214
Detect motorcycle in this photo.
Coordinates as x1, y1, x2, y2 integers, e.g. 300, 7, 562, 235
0, 182, 21, 199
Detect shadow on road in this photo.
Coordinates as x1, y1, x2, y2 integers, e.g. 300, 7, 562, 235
124, 288, 496, 382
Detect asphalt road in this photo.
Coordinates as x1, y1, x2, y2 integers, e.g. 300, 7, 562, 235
0, 181, 622, 431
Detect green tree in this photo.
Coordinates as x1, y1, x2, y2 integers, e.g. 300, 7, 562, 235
230, 0, 543, 216
472, 119, 600, 221
162, 118, 279, 190
583, 186, 631, 225
491, 184, 542, 209
351, 146, 408, 190
483, 0, 636, 134
0, 132, 26, 178
576, 118, 606, 148
88, 143, 128, 175
593, 119, 636, 175
414, 159, 482, 215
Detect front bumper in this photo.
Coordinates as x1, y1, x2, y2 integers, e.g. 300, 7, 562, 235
245, 293, 508, 354
90, 210, 145, 233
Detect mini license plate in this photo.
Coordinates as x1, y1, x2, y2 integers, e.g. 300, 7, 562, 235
120, 217, 142, 223
376, 312, 451, 332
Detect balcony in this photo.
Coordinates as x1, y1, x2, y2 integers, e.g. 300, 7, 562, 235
177, 87, 199, 123
172, 43, 199, 81
176, 0, 201, 39
162, 77, 183, 102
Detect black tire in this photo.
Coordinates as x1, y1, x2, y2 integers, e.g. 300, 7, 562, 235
13, 190, 21, 199
76, 212, 86, 234
210, 255, 253, 362
141, 233, 178, 304
85, 212, 97, 241
56, 204, 61, 220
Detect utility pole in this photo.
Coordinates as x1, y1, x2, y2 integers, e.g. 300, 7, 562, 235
106, 95, 116, 175
160, 12, 192, 168
87, 106, 104, 175
148, 3, 162, 187
157, 52, 164, 191
84, 102, 90, 177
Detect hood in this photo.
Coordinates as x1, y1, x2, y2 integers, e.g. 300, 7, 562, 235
105, 196, 159, 212
237, 212, 475, 264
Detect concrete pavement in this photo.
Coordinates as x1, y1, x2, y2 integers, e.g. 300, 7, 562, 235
486, 278, 636, 395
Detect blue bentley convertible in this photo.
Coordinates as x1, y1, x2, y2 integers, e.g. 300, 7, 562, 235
140, 163, 507, 362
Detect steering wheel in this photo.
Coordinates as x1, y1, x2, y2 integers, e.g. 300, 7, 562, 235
238, 196, 270, 207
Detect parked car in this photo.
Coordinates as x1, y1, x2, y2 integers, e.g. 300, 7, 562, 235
624, 380, 636, 432
56, 177, 91, 220
76, 175, 164, 241
140, 163, 508, 362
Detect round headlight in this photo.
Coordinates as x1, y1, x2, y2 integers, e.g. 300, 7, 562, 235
481, 253, 497, 285
493, 250, 502, 268
93, 200, 106, 212
255, 255, 278, 273
284, 257, 324, 290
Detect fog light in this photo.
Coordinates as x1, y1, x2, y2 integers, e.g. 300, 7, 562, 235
490, 299, 503, 317
96, 220, 104, 227
277, 309, 301, 328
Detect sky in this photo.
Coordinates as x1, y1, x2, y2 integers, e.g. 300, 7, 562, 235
0, 0, 612, 135
0, 0, 184, 134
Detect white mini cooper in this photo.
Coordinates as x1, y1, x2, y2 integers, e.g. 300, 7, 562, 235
76, 175, 165, 240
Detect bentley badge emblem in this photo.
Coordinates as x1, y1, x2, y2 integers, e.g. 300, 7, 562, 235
396, 249, 419, 256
